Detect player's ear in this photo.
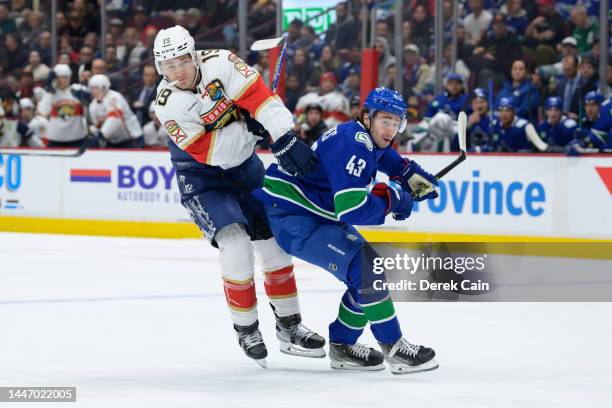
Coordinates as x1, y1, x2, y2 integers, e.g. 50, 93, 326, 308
363, 112, 371, 129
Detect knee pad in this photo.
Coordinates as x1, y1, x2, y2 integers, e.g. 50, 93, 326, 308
216, 223, 254, 282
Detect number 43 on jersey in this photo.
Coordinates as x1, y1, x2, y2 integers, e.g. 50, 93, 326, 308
345, 155, 366, 177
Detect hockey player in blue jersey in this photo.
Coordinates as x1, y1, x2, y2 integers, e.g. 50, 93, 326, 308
424, 73, 469, 119
490, 96, 532, 152
254, 88, 439, 374
465, 88, 493, 152
567, 96, 612, 155
537, 96, 577, 149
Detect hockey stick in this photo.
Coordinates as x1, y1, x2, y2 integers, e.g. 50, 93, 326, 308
250, 35, 288, 94
411, 111, 467, 198
525, 123, 549, 152
0, 134, 95, 158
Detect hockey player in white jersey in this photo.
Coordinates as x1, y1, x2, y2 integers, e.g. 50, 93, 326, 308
142, 101, 167, 147
19, 98, 48, 142
294, 71, 350, 128
0, 104, 43, 147
36, 64, 87, 147
153, 25, 323, 367
88, 74, 144, 148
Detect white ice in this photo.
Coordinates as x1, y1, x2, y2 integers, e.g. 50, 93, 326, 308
1, 233, 611, 408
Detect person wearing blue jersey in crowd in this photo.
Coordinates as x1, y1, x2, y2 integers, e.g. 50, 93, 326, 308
537, 96, 577, 149
424, 73, 469, 120
491, 96, 532, 152
494, 59, 540, 121
253, 87, 440, 375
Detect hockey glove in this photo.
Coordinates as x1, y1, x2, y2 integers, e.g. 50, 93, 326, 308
371, 182, 413, 220
242, 109, 271, 141
392, 159, 439, 201
271, 130, 319, 177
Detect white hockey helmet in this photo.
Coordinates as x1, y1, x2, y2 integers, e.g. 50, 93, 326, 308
19, 98, 35, 110
153, 25, 195, 75
88, 74, 111, 93
53, 64, 72, 77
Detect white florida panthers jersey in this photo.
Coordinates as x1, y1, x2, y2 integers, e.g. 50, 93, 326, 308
154, 49, 294, 169
89, 89, 143, 144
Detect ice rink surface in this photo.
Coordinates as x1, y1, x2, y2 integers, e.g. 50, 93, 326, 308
1, 233, 611, 408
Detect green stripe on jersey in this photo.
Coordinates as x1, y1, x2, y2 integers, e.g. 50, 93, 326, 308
334, 188, 368, 218
262, 176, 337, 220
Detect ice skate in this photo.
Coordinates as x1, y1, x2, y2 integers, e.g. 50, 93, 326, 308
234, 321, 268, 368
379, 337, 438, 375
329, 342, 385, 371
275, 313, 326, 358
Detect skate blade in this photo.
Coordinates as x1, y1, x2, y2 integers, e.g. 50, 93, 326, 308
279, 341, 326, 358
330, 360, 386, 371
254, 358, 267, 369
388, 358, 439, 375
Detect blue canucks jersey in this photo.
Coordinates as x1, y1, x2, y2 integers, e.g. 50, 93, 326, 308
537, 117, 577, 148
425, 92, 469, 120
491, 117, 531, 152
253, 121, 405, 226
495, 80, 540, 120
589, 98, 612, 149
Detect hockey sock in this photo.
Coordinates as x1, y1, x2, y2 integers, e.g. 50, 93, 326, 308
360, 294, 402, 345
329, 291, 366, 344
223, 277, 258, 326
264, 264, 299, 317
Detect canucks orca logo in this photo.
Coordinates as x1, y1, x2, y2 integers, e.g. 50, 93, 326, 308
355, 132, 373, 151
205, 80, 224, 101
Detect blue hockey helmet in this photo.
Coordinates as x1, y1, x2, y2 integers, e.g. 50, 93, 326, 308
544, 96, 562, 110
498, 96, 515, 110
473, 87, 487, 100
364, 87, 407, 132
584, 91, 604, 104
446, 73, 464, 84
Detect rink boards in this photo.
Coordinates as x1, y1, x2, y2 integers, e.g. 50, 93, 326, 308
0, 149, 611, 241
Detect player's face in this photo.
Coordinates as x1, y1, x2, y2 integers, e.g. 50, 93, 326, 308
56, 76, 70, 90
320, 78, 335, 93
472, 98, 488, 115
499, 107, 514, 126
446, 80, 462, 96
90, 86, 104, 101
160, 54, 196, 89
370, 111, 402, 148
306, 109, 321, 126
20, 107, 33, 122
545, 108, 561, 124
584, 102, 599, 120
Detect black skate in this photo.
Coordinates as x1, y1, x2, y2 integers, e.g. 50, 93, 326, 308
379, 338, 438, 375
275, 313, 326, 358
329, 342, 385, 371
234, 321, 268, 368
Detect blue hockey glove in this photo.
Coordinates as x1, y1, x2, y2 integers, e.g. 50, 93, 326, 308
393, 159, 439, 201
271, 130, 319, 177
371, 182, 413, 220
565, 139, 583, 157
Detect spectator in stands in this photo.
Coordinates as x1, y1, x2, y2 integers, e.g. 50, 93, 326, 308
34, 31, 53, 66
121, 27, 141, 67
309, 45, 339, 89
555, 55, 586, 118
55, 11, 68, 36
18, 10, 48, 49
349, 96, 361, 120
83, 32, 98, 56
287, 48, 314, 91
402, 44, 432, 97
76, 46, 94, 82
577, 56, 599, 100
500, 0, 529, 39
285, 73, 302, 113
131, 64, 159, 126
375, 37, 396, 88
337, 46, 361, 83
495, 59, 540, 121
129, 6, 150, 32
16, 71, 34, 99
109, 18, 124, 42
0, 5, 16, 37
25, 51, 50, 85
340, 67, 361, 100
464, 0, 493, 46
67, 11, 88, 47
91, 59, 106, 76
1, 34, 28, 75
298, 102, 328, 146
402, 21, 413, 48
410, 4, 434, 58
285, 18, 304, 59
325, 1, 360, 50
427, 43, 470, 94
184, 7, 204, 37
470, 13, 522, 89
536, 36, 579, 85
253, 50, 270, 87
569, 5, 598, 55
425, 73, 469, 120
375, 20, 392, 47
455, 24, 475, 63
537, 96, 577, 149
525, 0, 565, 66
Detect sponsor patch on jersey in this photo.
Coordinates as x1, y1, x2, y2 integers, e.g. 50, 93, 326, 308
355, 132, 373, 151
164, 120, 187, 144
205, 80, 224, 101
228, 53, 255, 78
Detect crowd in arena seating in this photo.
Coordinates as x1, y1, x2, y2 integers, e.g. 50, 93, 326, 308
0, 0, 610, 153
